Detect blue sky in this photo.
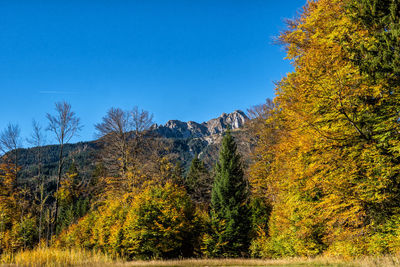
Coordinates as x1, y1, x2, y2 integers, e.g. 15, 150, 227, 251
0, 1, 306, 145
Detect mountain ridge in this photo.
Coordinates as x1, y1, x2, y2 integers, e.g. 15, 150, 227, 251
153, 110, 248, 139
14, 110, 251, 183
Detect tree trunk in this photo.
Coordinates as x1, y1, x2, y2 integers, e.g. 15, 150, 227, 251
52, 143, 64, 237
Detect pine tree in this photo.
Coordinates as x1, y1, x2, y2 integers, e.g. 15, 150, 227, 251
171, 161, 185, 187
210, 130, 251, 257
185, 155, 211, 205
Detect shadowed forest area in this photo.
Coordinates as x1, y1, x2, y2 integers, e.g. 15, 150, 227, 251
2, 0, 400, 265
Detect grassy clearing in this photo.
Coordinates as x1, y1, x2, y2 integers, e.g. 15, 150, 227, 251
112, 257, 351, 267
1, 249, 400, 267
107, 256, 400, 267
0, 247, 115, 267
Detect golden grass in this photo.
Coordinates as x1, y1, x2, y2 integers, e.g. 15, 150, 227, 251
102, 256, 400, 267
2, 249, 400, 267
352, 255, 400, 267
0, 247, 115, 267
112, 257, 350, 266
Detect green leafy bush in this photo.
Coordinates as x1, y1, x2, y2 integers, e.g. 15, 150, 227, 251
123, 182, 197, 259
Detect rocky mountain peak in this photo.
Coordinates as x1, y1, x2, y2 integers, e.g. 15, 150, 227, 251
204, 110, 248, 135
153, 110, 248, 139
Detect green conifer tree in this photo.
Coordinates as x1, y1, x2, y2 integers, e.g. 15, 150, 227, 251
185, 155, 211, 205
171, 161, 185, 187
56, 162, 89, 233
210, 130, 251, 257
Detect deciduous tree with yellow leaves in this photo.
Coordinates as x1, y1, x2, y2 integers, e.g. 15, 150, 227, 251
250, 0, 400, 257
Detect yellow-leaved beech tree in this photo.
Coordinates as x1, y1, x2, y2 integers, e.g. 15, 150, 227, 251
56, 182, 204, 259
250, 0, 400, 257
0, 159, 37, 253
0, 160, 18, 254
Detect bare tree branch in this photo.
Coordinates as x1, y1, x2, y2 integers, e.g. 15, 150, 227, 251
131, 106, 154, 135
27, 119, 46, 148
27, 119, 48, 243
46, 101, 82, 237
0, 123, 22, 155
46, 102, 82, 145
95, 106, 153, 177
0, 123, 22, 180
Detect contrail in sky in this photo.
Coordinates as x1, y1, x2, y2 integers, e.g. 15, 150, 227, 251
39, 91, 77, 94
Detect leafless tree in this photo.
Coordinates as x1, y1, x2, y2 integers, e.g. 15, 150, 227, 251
95, 107, 130, 176
247, 98, 274, 121
46, 101, 82, 235
27, 120, 46, 180
130, 106, 154, 156
95, 106, 153, 176
35, 183, 49, 244
0, 123, 22, 179
246, 99, 275, 136
27, 120, 46, 147
27, 119, 47, 243
131, 106, 154, 135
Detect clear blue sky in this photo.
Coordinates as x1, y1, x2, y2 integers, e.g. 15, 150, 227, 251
0, 0, 306, 145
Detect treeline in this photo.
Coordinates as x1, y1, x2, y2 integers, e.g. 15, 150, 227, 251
52, 129, 265, 259
0, 102, 265, 258
0, 103, 87, 252
0, 123, 263, 258
249, 0, 400, 257
2, 0, 400, 260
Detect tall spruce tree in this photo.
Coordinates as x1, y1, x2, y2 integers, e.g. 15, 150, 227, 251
210, 130, 251, 257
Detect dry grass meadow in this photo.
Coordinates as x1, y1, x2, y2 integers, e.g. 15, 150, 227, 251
1, 248, 400, 267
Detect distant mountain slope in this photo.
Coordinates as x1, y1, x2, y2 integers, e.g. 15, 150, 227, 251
15, 110, 253, 183
153, 110, 252, 168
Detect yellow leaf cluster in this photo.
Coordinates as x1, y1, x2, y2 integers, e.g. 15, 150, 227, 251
250, 0, 400, 257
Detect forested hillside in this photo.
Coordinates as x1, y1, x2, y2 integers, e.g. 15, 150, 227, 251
13, 110, 252, 184
2, 0, 400, 264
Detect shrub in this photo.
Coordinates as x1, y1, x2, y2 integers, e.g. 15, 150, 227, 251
123, 182, 197, 259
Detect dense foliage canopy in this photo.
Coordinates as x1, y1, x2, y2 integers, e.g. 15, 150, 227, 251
250, 0, 400, 257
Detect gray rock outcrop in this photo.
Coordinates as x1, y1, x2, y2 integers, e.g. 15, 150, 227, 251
154, 110, 248, 139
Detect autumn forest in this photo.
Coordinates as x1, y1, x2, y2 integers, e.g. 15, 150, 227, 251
1, 0, 400, 265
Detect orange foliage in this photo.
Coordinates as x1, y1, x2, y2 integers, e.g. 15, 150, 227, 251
250, 0, 400, 257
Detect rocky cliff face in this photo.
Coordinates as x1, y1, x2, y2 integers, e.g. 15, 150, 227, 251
151, 110, 251, 168
154, 110, 248, 140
